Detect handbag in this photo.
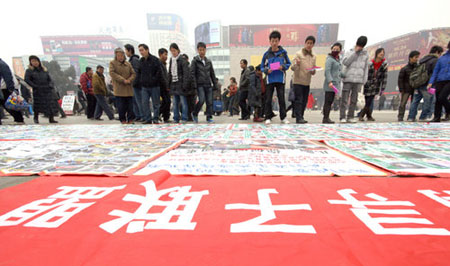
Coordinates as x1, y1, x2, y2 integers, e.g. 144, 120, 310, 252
5, 91, 33, 114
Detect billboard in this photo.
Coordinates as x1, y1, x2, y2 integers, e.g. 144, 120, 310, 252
147, 13, 186, 34
366, 28, 450, 71
195, 21, 221, 47
229, 24, 339, 47
41, 35, 122, 57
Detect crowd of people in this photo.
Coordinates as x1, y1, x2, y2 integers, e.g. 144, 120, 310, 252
1, 30, 449, 125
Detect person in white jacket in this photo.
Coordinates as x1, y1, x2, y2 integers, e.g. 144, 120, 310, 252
340, 36, 369, 123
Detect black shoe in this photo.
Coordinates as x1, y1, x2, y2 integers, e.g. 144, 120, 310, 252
367, 117, 375, 122
143, 121, 153, 124
153, 121, 160, 125
60, 115, 67, 119
34, 118, 39, 124
296, 119, 308, 124
431, 118, 441, 123
444, 114, 450, 121
322, 118, 335, 124
239, 117, 248, 120
164, 120, 172, 123
49, 120, 58, 124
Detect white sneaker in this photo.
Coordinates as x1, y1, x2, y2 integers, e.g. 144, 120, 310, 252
281, 119, 290, 124
340, 119, 347, 123
265, 119, 271, 125
347, 118, 357, 123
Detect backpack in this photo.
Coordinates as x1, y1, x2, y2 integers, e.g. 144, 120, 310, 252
409, 63, 429, 89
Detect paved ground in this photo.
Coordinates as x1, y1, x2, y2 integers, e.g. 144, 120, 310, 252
1, 109, 416, 125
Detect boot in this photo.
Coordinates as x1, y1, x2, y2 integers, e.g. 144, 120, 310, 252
34, 114, 39, 124
49, 116, 58, 124
367, 109, 375, 122
358, 108, 366, 121
322, 118, 335, 124
444, 113, 450, 121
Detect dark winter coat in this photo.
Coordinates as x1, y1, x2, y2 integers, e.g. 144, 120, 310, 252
136, 54, 162, 89
0, 59, 15, 100
248, 71, 262, 108
24, 65, 58, 115
398, 62, 417, 93
363, 60, 388, 96
169, 56, 190, 96
191, 55, 218, 89
129, 54, 140, 88
239, 67, 251, 92
160, 61, 169, 92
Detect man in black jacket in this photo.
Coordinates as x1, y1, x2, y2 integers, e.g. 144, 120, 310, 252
191, 42, 218, 123
407, 46, 444, 122
158, 48, 171, 123
238, 59, 251, 120
397, 51, 419, 121
125, 44, 143, 122
136, 44, 163, 124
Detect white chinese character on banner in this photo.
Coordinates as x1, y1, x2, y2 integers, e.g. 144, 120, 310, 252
0, 185, 126, 228
418, 190, 450, 207
99, 180, 209, 234
328, 189, 450, 235
225, 189, 316, 233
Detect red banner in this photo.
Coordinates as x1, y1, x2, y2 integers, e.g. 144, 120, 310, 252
229, 24, 339, 47
1, 172, 449, 265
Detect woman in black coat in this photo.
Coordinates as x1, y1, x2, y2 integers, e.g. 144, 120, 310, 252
25, 55, 58, 123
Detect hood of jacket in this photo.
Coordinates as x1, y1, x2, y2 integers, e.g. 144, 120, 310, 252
419, 54, 438, 64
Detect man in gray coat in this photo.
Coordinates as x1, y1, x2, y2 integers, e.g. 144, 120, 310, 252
238, 59, 251, 120
340, 36, 369, 123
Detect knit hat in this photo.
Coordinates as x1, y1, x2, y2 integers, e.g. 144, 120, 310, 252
356, 36, 368, 48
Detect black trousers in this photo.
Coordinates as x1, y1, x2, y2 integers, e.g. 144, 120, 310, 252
160, 88, 172, 121
265, 83, 286, 120
239, 90, 250, 119
323, 91, 335, 119
360, 95, 375, 118
116, 96, 134, 122
293, 84, 310, 121
186, 95, 196, 120
1, 89, 24, 122
434, 81, 450, 119
86, 94, 97, 119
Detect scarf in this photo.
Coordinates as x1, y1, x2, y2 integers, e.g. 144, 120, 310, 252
171, 55, 180, 82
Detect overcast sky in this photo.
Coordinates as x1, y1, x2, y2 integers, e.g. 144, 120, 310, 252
1, 0, 449, 67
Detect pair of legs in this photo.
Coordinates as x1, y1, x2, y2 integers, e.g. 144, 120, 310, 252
133, 87, 144, 121
340, 83, 361, 121
432, 81, 450, 121
141, 86, 161, 123
85, 94, 97, 119
293, 84, 309, 122
359, 95, 376, 121
239, 90, 250, 119
193, 86, 213, 121
323, 91, 335, 122
264, 83, 286, 121
116, 96, 134, 123
407, 86, 433, 121
94, 94, 114, 120
160, 87, 171, 122
173, 94, 188, 122
398, 92, 413, 121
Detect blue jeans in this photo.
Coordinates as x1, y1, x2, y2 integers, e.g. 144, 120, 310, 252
408, 86, 432, 120
173, 94, 188, 122
193, 86, 213, 119
229, 95, 236, 115
133, 87, 144, 120
94, 94, 114, 120
141, 86, 161, 122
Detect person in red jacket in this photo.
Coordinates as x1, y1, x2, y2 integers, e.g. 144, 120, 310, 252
79, 67, 96, 119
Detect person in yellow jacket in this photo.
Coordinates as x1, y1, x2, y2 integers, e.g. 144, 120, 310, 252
92, 65, 114, 121
290, 36, 317, 124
